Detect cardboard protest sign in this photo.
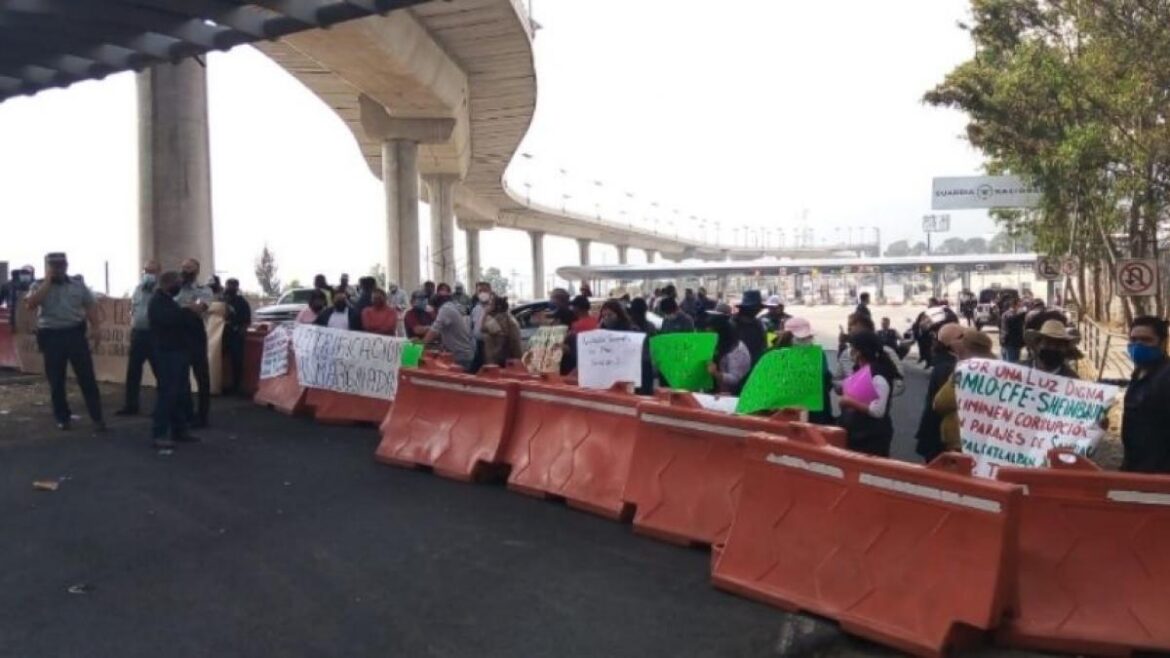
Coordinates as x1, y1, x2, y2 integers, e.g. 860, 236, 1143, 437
649, 333, 717, 391
576, 330, 645, 390
259, 326, 291, 379
401, 343, 423, 368
953, 358, 1119, 478
521, 325, 567, 374
736, 345, 825, 415
292, 324, 406, 400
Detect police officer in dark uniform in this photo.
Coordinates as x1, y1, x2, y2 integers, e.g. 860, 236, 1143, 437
24, 252, 105, 431
175, 258, 213, 427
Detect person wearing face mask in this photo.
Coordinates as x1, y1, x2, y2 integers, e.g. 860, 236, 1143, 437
148, 271, 198, 449
836, 330, 902, 457
175, 258, 214, 428
24, 252, 105, 432
116, 260, 161, 416
785, 317, 834, 425
405, 291, 436, 338
468, 282, 494, 372
599, 299, 633, 331
297, 290, 327, 324
314, 290, 362, 331
423, 286, 476, 371
452, 282, 472, 312
1121, 316, 1170, 473
481, 295, 523, 367
360, 288, 399, 336
914, 322, 963, 463
353, 276, 377, 314
221, 278, 251, 395
387, 282, 407, 312
1023, 319, 1080, 379
933, 329, 995, 453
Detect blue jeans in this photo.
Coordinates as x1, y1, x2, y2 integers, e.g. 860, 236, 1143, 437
152, 349, 191, 440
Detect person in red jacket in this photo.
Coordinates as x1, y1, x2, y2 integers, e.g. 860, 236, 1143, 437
361, 288, 399, 336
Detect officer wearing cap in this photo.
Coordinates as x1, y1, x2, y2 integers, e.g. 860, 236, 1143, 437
175, 257, 214, 428
24, 252, 105, 431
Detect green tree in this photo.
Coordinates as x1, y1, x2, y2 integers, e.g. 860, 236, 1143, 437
964, 237, 989, 254
884, 239, 910, 257
286, 278, 302, 291
483, 267, 510, 296
938, 237, 970, 255
925, 0, 1170, 318
908, 241, 929, 256
254, 244, 281, 297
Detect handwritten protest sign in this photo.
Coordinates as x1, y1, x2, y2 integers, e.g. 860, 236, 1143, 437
649, 333, 717, 391
259, 325, 291, 379
292, 324, 406, 400
576, 330, 645, 390
401, 343, 423, 368
736, 345, 825, 414
521, 325, 567, 374
953, 359, 1119, 478
692, 393, 739, 414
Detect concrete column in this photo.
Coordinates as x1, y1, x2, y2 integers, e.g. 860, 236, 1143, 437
465, 227, 482, 284
530, 231, 546, 300
137, 59, 214, 273
423, 174, 458, 285
381, 139, 420, 293
577, 238, 591, 266
722, 249, 731, 262
616, 245, 629, 265
645, 249, 656, 263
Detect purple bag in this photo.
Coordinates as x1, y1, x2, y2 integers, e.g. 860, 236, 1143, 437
842, 364, 878, 404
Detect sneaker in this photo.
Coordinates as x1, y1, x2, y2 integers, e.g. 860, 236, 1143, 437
114, 408, 138, 417
153, 438, 176, 450
173, 433, 202, 443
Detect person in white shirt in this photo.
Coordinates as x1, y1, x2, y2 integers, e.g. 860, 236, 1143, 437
835, 330, 902, 457
313, 290, 361, 331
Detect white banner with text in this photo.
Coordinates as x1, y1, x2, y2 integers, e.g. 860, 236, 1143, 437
576, 330, 646, 390
292, 324, 406, 400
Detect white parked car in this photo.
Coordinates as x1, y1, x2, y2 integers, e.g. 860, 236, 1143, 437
254, 288, 316, 325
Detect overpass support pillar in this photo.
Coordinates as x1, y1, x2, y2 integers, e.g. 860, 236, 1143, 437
137, 59, 214, 273
423, 174, 458, 286
464, 226, 482, 284
616, 245, 629, 265
530, 231, 546, 300
577, 239, 591, 266
961, 271, 972, 291
380, 139, 421, 293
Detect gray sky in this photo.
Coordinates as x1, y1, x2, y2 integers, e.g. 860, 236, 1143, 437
0, 0, 991, 297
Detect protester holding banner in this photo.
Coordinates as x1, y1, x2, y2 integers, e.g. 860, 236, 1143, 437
915, 322, 962, 462
706, 305, 750, 395
117, 259, 160, 416
1024, 319, 1080, 379
360, 289, 399, 336
933, 328, 995, 453
481, 296, 522, 368
836, 330, 901, 457
786, 317, 834, 425
1122, 316, 1170, 473
314, 290, 362, 331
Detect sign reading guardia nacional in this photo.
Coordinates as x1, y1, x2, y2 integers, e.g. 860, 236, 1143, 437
932, 175, 1042, 210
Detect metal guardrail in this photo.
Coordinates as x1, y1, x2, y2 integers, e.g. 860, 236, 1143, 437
1079, 317, 1132, 382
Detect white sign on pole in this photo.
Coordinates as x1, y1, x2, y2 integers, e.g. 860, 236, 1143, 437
576, 329, 646, 390
932, 175, 1042, 210
921, 214, 951, 233
291, 324, 406, 400
953, 359, 1118, 478
1116, 259, 1159, 297
259, 325, 292, 379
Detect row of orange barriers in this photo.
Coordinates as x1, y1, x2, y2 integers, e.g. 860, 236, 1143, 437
253, 351, 1170, 657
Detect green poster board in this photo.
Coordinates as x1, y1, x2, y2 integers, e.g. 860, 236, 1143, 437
401, 343, 424, 368
649, 332, 718, 391
736, 345, 825, 414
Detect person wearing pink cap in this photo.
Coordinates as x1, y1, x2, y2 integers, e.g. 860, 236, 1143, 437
782, 317, 834, 426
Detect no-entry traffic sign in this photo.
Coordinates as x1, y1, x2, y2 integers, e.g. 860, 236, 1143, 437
1035, 257, 1061, 281
1117, 259, 1159, 297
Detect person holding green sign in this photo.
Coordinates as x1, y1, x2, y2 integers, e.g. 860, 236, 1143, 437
706, 305, 751, 395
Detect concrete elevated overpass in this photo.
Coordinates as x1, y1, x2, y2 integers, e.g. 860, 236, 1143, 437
1, 0, 878, 298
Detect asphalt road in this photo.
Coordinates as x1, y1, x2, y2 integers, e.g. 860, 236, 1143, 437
0, 373, 1049, 658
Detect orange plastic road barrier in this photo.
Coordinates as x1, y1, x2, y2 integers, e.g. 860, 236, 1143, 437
253, 353, 308, 416
622, 401, 846, 547
375, 369, 518, 481
502, 381, 642, 519
996, 451, 1170, 656
303, 388, 391, 426
712, 436, 1022, 657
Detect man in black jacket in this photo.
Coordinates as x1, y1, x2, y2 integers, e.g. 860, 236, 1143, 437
314, 289, 362, 330
148, 271, 197, 449
914, 322, 962, 463
221, 278, 252, 395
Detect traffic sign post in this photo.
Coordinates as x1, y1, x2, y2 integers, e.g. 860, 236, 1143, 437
1034, 257, 1061, 281
1117, 259, 1159, 297
922, 214, 951, 254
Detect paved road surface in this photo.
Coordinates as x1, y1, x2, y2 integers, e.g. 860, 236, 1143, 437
0, 349, 1049, 658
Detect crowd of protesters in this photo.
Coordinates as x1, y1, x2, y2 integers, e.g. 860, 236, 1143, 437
10, 252, 1170, 473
